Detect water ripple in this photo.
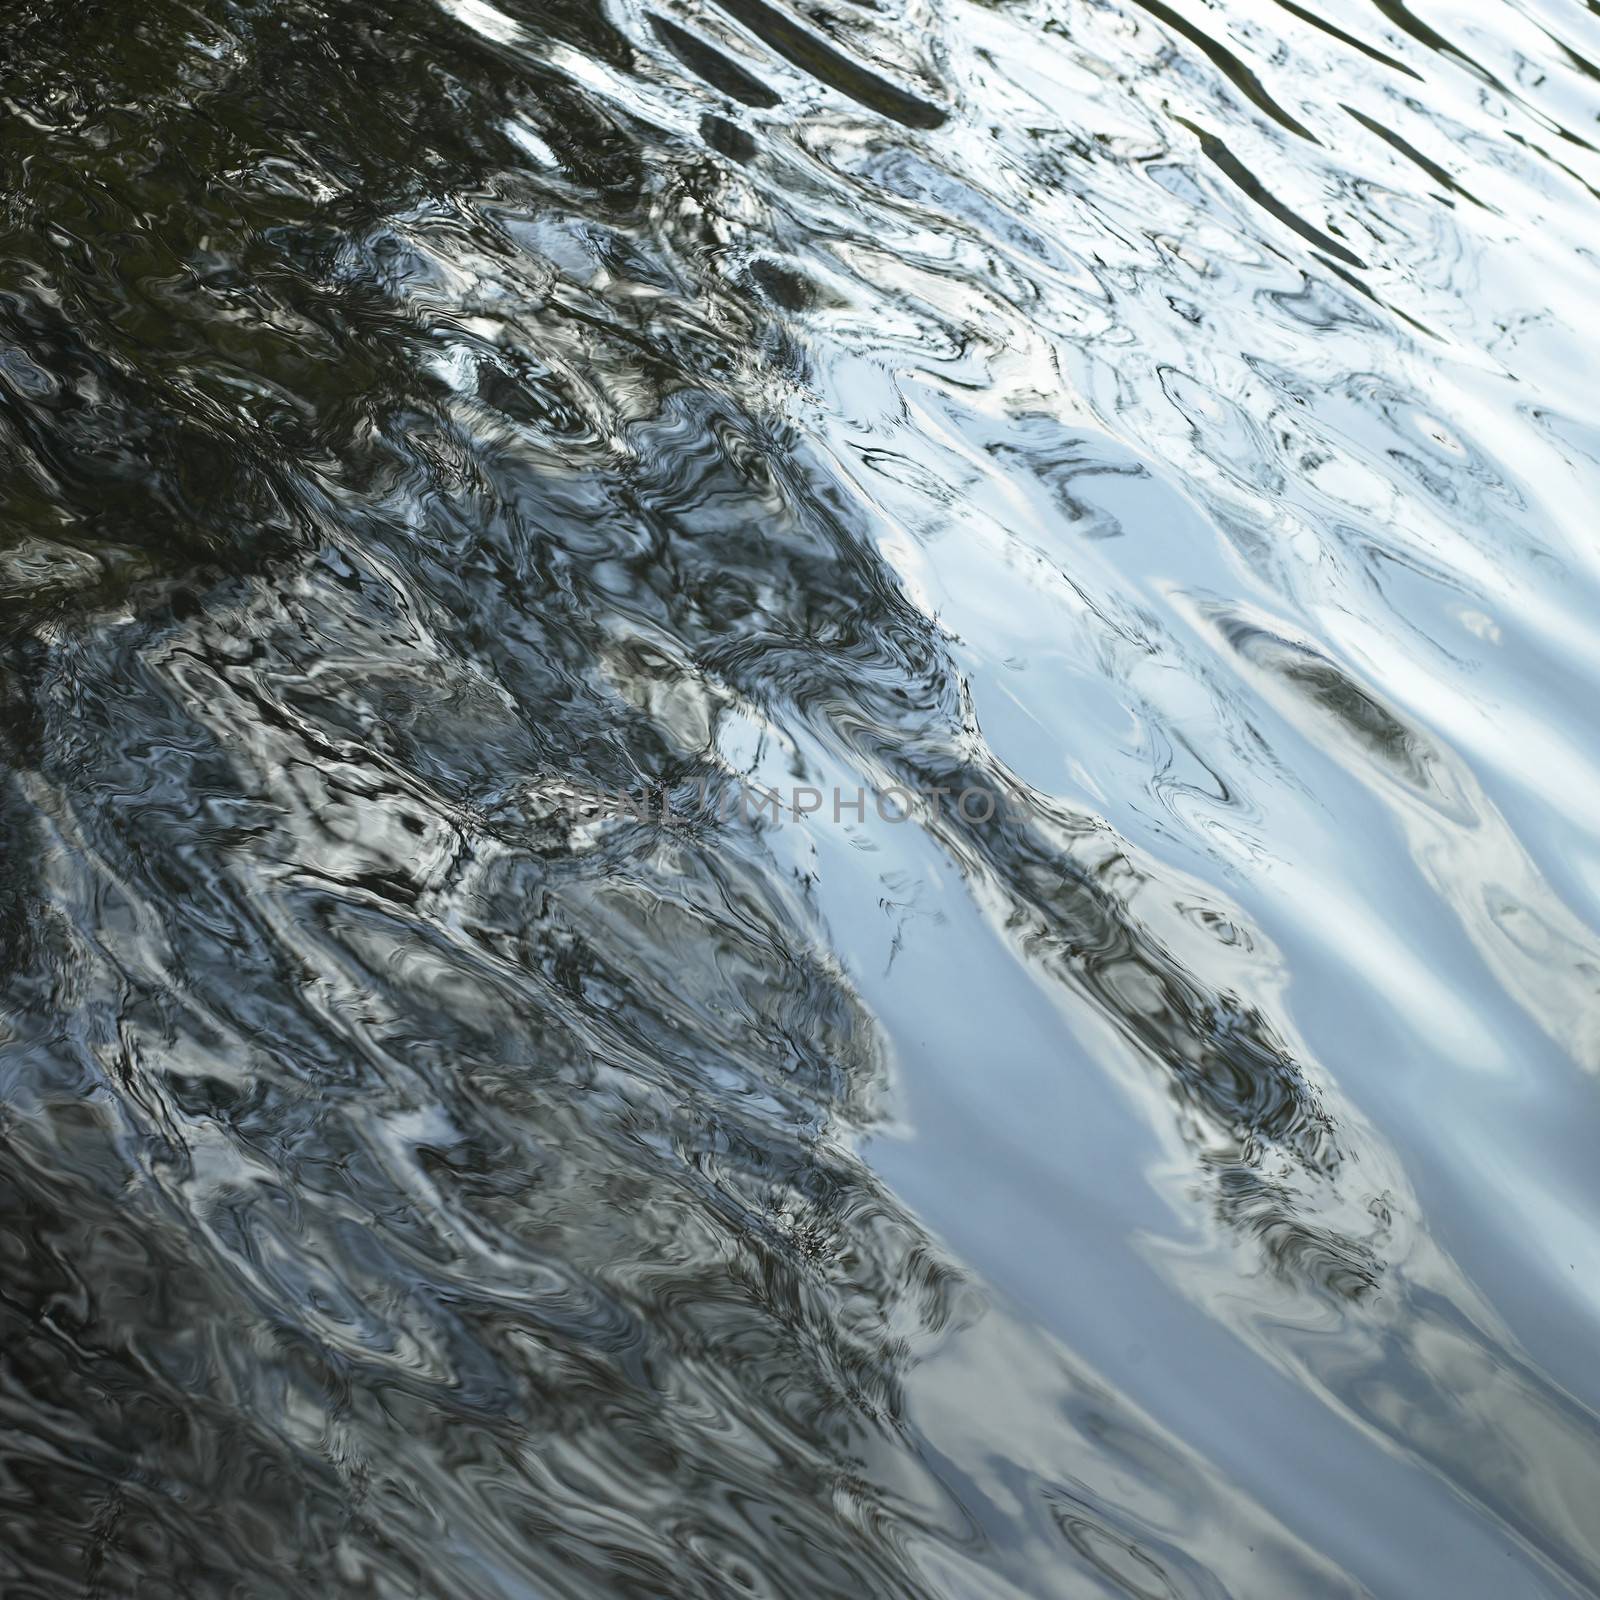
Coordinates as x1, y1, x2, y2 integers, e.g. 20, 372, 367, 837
4, 0, 1600, 1593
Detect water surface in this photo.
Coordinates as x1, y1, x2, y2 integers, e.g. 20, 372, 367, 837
5, 0, 1600, 1593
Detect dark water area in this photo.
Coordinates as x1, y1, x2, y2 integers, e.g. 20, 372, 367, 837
5, 0, 1600, 1592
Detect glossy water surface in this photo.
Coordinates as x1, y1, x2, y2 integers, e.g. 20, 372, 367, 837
5, 0, 1600, 1593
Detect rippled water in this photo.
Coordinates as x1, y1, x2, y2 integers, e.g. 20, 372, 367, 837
5, 0, 1600, 1592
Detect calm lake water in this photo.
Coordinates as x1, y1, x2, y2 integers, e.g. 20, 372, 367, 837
5, 0, 1600, 1593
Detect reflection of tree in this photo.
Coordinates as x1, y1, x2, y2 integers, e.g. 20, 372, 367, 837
623, 422, 1386, 1305
0, 4, 965, 1595
0, 0, 1389, 1595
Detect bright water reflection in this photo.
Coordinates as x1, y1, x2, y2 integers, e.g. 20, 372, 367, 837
4, 0, 1600, 1592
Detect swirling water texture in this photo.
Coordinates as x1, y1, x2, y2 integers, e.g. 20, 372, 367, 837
3, 0, 1600, 1593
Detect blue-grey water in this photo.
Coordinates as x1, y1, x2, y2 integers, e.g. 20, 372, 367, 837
4, 0, 1600, 1593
